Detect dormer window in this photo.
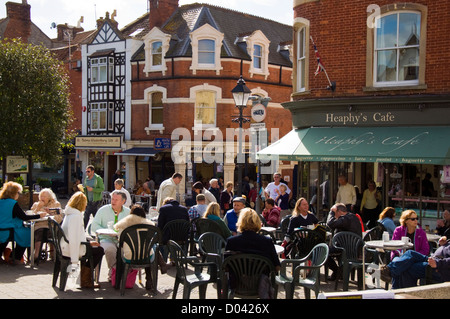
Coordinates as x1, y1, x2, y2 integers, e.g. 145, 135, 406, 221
190, 24, 224, 75
198, 39, 215, 65
245, 30, 270, 79
151, 41, 163, 66
253, 44, 263, 70
143, 27, 171, 75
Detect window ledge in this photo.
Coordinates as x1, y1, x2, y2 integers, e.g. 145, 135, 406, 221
145, 126, 165, 135
363, 84, 427, 92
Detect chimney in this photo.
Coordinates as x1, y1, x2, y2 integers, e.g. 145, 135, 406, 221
149, 0, 179, 29
4, 1, 31, 42
6, 1, 31, 21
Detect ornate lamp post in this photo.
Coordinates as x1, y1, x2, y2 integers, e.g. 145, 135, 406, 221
231, 76, 251, 196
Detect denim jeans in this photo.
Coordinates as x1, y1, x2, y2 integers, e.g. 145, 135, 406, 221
388, 250, 428, 289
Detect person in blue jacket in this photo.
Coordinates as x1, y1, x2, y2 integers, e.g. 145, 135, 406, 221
0, 182, 47, 263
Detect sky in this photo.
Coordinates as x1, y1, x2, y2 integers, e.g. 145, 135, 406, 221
1, 0, 293, 39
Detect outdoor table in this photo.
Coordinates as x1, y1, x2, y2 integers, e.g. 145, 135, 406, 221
24, 213, 51, 267
426, 233, 441, 244
274, 244, 284, 257
261, 226, 277, 234
362, 240, 413, 290
95, 228, 119, 238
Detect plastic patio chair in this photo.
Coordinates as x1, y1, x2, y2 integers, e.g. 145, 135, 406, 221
162, 219, 191, 259
167, 240, 220, 299
115, 224, 162, 295
331, 231, 367, 291
198, 232, 226, 296
275, 243, 329, 299
290, 228, 326, 259
47, 218, 96, 291
189, 218, 224, 255
221, 253, 276, 299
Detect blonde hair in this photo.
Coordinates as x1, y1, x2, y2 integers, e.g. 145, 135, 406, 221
292, 197, 308, 217
0, 181, 23, 200
399, 209, 417, 226
67, 191, 87, 212
204, 202, 221, 218
237, 208, 261, 233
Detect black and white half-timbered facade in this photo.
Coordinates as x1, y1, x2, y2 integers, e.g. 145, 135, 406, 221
77, 14, 141, 188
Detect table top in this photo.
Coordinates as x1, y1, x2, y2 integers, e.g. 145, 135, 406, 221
261, 226, 277, 233
365, 240, 413, 250
274, 244, 284, 256
95, 228, 119, 237
426, 233, 441, 242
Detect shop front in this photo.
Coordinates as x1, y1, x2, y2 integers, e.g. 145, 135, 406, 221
74, 135, 123, 191
258, 95, 450, 223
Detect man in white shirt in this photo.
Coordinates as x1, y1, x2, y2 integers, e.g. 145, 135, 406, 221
156, 173, 183, 210
335, 175, 356, 212
264, 172, 291, 201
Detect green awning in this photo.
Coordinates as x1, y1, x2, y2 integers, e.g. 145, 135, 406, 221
257, 126, 450, 165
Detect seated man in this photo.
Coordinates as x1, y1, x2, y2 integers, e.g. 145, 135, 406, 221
381, 236, 450, 289
91, 190, 130, 280
157, 197, 189, 244
223, 197, 246, 236
187, 194, 208, 221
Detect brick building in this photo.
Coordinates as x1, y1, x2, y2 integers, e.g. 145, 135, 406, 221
259, 0, 450, 221
118, 0, 294, 202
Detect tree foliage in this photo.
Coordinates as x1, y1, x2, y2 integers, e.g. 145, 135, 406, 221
0, 39, 73, 165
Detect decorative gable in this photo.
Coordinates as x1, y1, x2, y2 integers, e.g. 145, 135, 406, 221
92, 22, 122, 44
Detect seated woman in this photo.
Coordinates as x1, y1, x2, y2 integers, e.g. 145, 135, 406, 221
261, 198, 281, 228
114, 204, 171, 289
30, 188, 62, 261
0, 182, 47, 264
203, 202, 232, 239
378, 206, 396, 238
286, 197, 319, 237
62, 191, 104, 288
225, 208, 280, 271
391, 209, 429, 260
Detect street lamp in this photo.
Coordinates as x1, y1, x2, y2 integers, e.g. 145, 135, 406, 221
231, 75, 252, 196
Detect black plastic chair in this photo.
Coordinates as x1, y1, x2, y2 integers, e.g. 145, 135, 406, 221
290, 228, 326, 259
221, 253, 276, 299
275, 214, 291, 242
47, 219, 95, 291
331, 231, 366, 291
275, 243, 329, 299
167, 240, 219, 299
116, 224, 162, 296
162, 219, 190, 259
189, 218, 224, 255
0, 227, 15, 264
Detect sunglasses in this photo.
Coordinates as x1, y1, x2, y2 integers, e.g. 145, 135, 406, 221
408, 217, 418, 221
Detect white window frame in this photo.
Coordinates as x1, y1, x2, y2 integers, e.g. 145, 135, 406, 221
190, 24, 224, 75
143, 27, 171, 75
144, 84, 167, 134
246, 30, 270, 79
373, 11, 421, 87
91, 57, 108, 84
90, 102, 108, 131
190, 84, 222, 130
293, 18, 310, 94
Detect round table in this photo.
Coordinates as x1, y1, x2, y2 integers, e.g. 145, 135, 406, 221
362, 240, 413, 290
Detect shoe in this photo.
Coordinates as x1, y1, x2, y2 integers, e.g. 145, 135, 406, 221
3, 248, 11, 262
380, 265, 391, 283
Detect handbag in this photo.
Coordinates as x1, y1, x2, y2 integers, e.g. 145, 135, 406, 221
80, 264, 93, 288
111, 267, 139, 289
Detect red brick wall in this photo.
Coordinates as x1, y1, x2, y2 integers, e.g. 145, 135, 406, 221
130, 58, 292, 142
294, 0, 450, 99
3, 2, 31, 42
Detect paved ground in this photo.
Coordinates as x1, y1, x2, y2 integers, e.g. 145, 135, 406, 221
0, 254, 374, 299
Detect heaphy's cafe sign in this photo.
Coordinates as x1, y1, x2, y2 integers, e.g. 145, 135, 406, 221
325, 111, 396, 126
